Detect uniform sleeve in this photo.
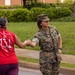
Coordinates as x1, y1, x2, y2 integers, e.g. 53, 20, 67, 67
32, 38, 39, 45
32, 32, 40, 45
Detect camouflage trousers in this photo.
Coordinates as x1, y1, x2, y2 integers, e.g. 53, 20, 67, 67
39, 51, 62, 75
40, 61, 60, 75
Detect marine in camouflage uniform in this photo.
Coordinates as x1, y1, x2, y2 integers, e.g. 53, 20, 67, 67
30, 14, 62, 75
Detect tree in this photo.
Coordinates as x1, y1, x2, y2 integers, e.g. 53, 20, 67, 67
23, 0, 26, 7
23, 0, 37, 7
64, 0, 73, 3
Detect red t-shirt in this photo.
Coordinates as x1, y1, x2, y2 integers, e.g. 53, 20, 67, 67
0, 29, 18, 64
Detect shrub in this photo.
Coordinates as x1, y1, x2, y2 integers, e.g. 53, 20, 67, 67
54, 7, 72, 19
30, 7, 72, 21
30, 7, 46, 21
10, 8, 30, 22
52, 16, 75, 22
26, 2, 56, 10
0, 7, 73, 22
44, 7, 56, 20
0, 5, 22, 9
0, 10, 5, 17
0, 10, 12, 21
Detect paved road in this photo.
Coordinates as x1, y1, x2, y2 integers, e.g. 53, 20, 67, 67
19, 67, 65, 75
19, 67, 41, 75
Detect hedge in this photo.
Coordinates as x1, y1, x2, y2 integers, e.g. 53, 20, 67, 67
0, 7, 72, 22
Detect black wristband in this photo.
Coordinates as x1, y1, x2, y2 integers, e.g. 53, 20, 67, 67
58, 48, 62, 50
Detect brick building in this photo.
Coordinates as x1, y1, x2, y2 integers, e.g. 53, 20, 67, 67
0, 0, 75, 6
0, 0, 22, 6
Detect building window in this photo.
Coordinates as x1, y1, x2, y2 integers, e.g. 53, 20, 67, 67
42, 0, 45, 3
60, 0, 64, 3
5, 0, 11, 5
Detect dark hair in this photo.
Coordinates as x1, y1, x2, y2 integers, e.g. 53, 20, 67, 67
0, 18, 7, 27
37, 20, 42, 29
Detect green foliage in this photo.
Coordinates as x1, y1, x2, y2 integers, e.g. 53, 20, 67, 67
0, 3, 74, 12
64, 0, 74, 4
26, 2, 74, 12
0, 10, 5, 17
18, 57, 39, 63
9, 8, 30, 22
25, 2, 55, 10
0, 8, 30, 22
55, 3, 74, 11
44, 7, 72, 20
61, 62, 75, 69
0, 5, 22, 9
0, 4, 73, 22
54, 7, 72, 19
51, 22, 75, 55
30, 7, 72, 21
30, 7, 46, 21
52, 16, 75, 22
0, 10, 12, 22
44, 7, 56, 20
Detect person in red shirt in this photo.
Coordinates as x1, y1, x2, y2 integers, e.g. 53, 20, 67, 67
0, 17, 30, 75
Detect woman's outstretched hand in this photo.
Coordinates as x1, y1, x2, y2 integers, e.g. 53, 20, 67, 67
25, 39, 33, 47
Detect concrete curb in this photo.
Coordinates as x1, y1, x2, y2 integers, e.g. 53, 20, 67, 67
19, 61, 75, 75
19, 61, 39, 70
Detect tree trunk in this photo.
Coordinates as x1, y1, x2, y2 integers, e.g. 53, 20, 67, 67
73, 2, 75, 16
23, 0, 26, 7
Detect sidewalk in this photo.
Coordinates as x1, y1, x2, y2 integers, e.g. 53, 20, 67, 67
15, 48, 75, 64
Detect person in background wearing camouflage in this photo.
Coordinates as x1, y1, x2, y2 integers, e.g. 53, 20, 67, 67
29, 14, 62, 75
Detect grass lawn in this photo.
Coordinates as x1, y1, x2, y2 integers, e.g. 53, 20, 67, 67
8, 22, 75, 55
18, 57, 75, 69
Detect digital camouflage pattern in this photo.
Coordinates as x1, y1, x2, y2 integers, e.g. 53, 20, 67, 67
34, 26, 62, 75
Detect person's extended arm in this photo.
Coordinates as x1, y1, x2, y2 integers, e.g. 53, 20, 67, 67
29, 38, 39, 47
58, 35, 62, 53
30, 42, 37, 47
55, 27, 62, 53
15, 35, 30, 48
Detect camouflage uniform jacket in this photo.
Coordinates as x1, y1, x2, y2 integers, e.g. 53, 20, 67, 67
33, 26, 62, 64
